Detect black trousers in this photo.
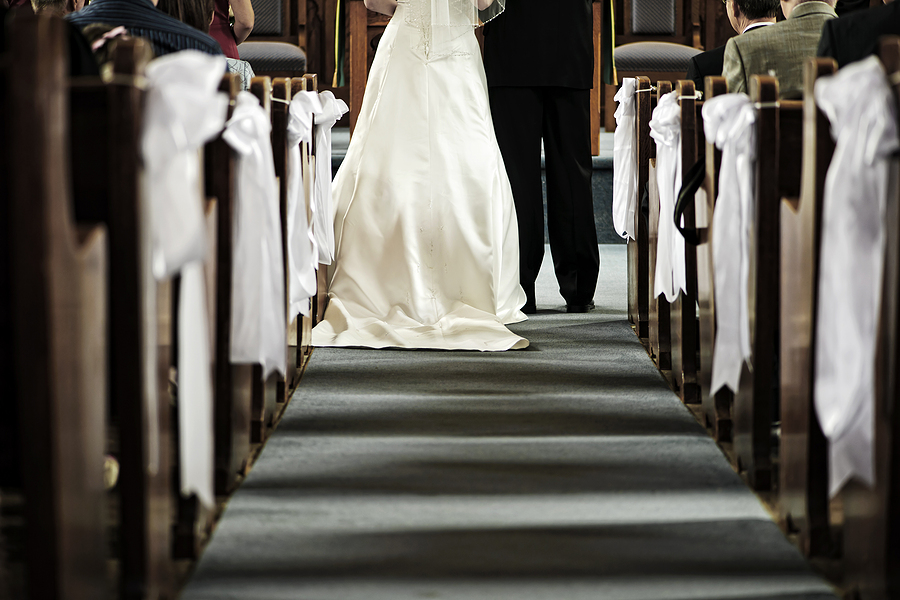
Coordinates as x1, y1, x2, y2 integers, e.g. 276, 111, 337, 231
489, 86, 599, 306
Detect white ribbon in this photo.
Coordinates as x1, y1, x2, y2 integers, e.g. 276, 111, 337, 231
814, 56, 900, 496
613, 78, 639, 240
142, 51, 227, 509
142, 51, 228, 279
286, 91, 323, 319
703, 93, 756, 396
312, 91, 350, 265
649, 91, 687, 302
223, 92, 287, 379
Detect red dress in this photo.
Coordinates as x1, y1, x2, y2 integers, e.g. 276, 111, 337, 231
208, 0, 238, 59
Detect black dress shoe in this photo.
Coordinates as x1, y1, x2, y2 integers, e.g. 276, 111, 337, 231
522, 301, 537, 315
566, 300, 595, 313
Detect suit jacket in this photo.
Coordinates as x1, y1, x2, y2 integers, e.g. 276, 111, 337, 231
723, 1, 836, 98
686, 45, 727, 94
818, 0, 900, 68
67, 0, 223, 57
483, 0, 593, 89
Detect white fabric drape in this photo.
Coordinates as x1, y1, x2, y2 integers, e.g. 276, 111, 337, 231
814, 56, 900, 497
312, 91, 349, 265
142, 51, 228, 509
649, 91, 686, 302
142, 51, 228, 280
703, 93, 756, 396
613, 78, 638, 240
223, 91, 287, 379
286, 90, 323, 319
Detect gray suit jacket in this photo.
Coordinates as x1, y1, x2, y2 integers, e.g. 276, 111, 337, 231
723, 1, 837, 98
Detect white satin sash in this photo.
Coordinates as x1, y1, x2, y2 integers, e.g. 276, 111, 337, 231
649, 91, 686, 302
287, 91, 323, 319
142, 51, 228, 509
312, 91, 350, 265
814, 56, 900, 496
613, 78, 638, 240
703, 93, 756, 396
223, 92, 287, 379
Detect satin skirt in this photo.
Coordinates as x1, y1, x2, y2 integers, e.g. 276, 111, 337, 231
312, 7, 528, 351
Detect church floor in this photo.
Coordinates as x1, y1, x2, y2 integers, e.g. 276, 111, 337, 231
182, 245, 837, 600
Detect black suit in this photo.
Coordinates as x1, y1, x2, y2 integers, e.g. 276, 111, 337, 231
818, 0, 900, 68
483, 0, 599, 309
686, 45, 727, 94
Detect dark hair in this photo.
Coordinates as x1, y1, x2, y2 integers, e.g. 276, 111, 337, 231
157, 0, 215, 34
734, 0, 780, 19
31, 0, 66, 15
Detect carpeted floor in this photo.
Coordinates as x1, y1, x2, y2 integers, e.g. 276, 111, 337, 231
182, 245, 837, 600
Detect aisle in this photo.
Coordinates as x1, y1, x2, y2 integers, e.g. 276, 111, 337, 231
183, 246, 836, 600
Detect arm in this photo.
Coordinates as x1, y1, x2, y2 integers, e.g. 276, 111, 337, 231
364, 0, 397, 16
231, 0, 254, 45
722, 38, 747, 95
476, 0, 495, 9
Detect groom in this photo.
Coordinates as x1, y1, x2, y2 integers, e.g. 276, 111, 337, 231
483, 0, 600, 314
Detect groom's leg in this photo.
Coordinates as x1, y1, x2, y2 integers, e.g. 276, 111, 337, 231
542, 87, 599, 307
489, 85, 544, 310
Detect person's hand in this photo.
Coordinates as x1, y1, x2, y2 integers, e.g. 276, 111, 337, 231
364, 0, 397, 16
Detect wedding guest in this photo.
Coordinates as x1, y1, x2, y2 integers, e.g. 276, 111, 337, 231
157, 0, 214, 33
722, 0, 837, 98
818, 0, 900, 68
66, 0, 223, 57
209, 0, 253, 59
686, 0, 778, 93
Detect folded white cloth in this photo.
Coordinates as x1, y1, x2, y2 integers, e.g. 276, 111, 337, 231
224, 91, 287, 379
703, 93, 756, 397
613, 78, 638, 240
814, 56, 900, 497
649, 91, 686, 302
312, 91, 349, 265
286, 91, 323, 318
142, 50, 228, 509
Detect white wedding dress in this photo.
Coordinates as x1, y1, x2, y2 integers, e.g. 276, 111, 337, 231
312, 1, 529, 351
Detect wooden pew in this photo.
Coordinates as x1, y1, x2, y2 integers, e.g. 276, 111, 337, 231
648, 80, 673, 371
247, 76, 281, 444
840, 36, 900, 599
4, 13, 109, 599
671, 79, 700, 404
698, 76, 734, 442
732, 76, 803, 491
777, 58, 836, 557
272, 76, 297, 406
69, 38, 175, 598
206, 75, 255, 496
628, 76, 652, 342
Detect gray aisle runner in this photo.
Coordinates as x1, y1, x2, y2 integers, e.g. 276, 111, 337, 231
183, 246, 836, 600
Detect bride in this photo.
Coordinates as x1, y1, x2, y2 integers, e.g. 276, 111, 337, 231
311, 0, 529, 351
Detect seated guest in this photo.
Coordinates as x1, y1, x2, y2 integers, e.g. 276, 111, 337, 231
686, 0, 778, 93
209, 0, 253, 60
818, 0, 900, 68
723, 0, 837, 97
66, 0, 223, 57
157, 0, 214, 33
31, 0, 81, 16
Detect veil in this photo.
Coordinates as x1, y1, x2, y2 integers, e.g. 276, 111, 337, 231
400, 0, 506, 58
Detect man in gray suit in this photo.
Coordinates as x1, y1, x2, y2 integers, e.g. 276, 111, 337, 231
723, 0, 837, 97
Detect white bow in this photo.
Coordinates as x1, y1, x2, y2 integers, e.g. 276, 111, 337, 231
286, 91, 324, 318
223, 92, 287, 379
814, 56, 900, 496
649, 91, 687, 303
613, 78, 638, 241
312, 91, 350, 265
703, 93, 756, 396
